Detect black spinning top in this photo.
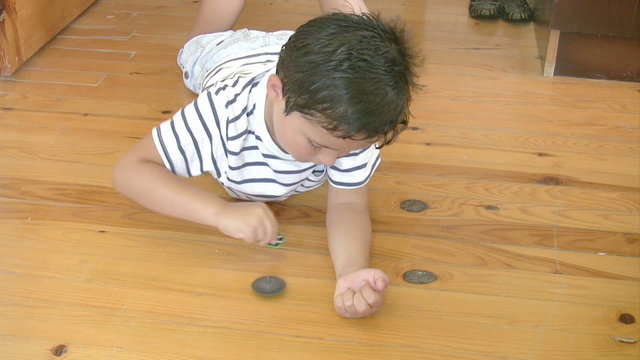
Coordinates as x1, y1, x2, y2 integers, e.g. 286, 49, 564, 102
251, 276, 286, 296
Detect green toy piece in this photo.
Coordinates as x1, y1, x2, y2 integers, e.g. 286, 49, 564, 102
267, 233, 285, 248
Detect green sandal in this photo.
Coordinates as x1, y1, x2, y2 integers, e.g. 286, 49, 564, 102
500, 0, 533, 22
469, 0, 501, 19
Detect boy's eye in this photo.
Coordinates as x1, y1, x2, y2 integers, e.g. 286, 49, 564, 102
308, 141, 321, 150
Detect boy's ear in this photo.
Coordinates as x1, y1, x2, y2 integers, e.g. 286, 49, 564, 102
266, 74, 284, 101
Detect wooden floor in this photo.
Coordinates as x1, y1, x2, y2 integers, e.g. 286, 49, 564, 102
1, 0, 639, 359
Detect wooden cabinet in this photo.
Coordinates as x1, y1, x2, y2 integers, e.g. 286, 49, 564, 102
534, 0, 640, 82
0, 0, 96, 75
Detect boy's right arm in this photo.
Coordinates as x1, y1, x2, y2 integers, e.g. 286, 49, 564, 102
112, 134, 279, 245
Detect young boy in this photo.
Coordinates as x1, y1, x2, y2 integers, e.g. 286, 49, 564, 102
112, 0, 418, 319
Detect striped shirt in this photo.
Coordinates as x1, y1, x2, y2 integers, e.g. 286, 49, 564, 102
153, 45, 380, 201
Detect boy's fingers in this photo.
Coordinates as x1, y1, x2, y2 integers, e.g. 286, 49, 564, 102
335, 289, 376, 318
343, 289, 357, 315
334, 292, 347, 317
360, 283, 383, 309
335, 289, 358, 318
353, 291, 374, 317
372, 270, 390, 291
334, 270, 389, 318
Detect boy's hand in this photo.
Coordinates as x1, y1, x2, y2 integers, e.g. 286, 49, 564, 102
214, 201, 279, 246
333, 268, 389, 318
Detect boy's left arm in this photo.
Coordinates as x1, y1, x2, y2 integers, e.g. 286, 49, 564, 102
326, 184, 390, 318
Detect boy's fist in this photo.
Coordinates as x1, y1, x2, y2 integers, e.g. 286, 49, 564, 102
214, 201, 279, 245
333, 268, 389, 318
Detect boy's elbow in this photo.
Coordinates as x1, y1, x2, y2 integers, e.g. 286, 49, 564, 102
111, 157, 128, 195
111, 154, 138, 196
112, 134, 158, 196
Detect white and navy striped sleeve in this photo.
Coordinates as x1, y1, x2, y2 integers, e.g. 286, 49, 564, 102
328, 144, 381, 189
152, 90, 226, 179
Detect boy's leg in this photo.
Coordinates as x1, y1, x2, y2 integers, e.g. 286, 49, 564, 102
188, 0, 367, 40
188, 0, 245, 40
319, 0, 369, 14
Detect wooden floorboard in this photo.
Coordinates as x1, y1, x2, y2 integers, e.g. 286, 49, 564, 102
0, 0, 638, 359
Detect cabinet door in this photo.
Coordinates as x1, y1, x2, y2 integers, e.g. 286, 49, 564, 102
0, 0, 96, 75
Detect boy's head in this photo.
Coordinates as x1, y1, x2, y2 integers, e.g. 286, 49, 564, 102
275, 12, 419, 148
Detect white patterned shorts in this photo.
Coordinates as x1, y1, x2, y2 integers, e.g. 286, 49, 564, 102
177, 29, 294, 94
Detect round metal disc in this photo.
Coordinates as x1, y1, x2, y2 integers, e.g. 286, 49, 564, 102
400, 199, 428, 213
252, 276, 286, 296
403, 270, 437, 284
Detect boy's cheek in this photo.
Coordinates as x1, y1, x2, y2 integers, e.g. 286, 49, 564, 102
284, 142, 311, 162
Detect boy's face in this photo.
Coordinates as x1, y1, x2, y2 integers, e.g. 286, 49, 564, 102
266, 75, 372, 166
274, 111, 371, 166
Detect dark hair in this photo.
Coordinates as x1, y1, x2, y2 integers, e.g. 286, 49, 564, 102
276, 12, 419, 147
